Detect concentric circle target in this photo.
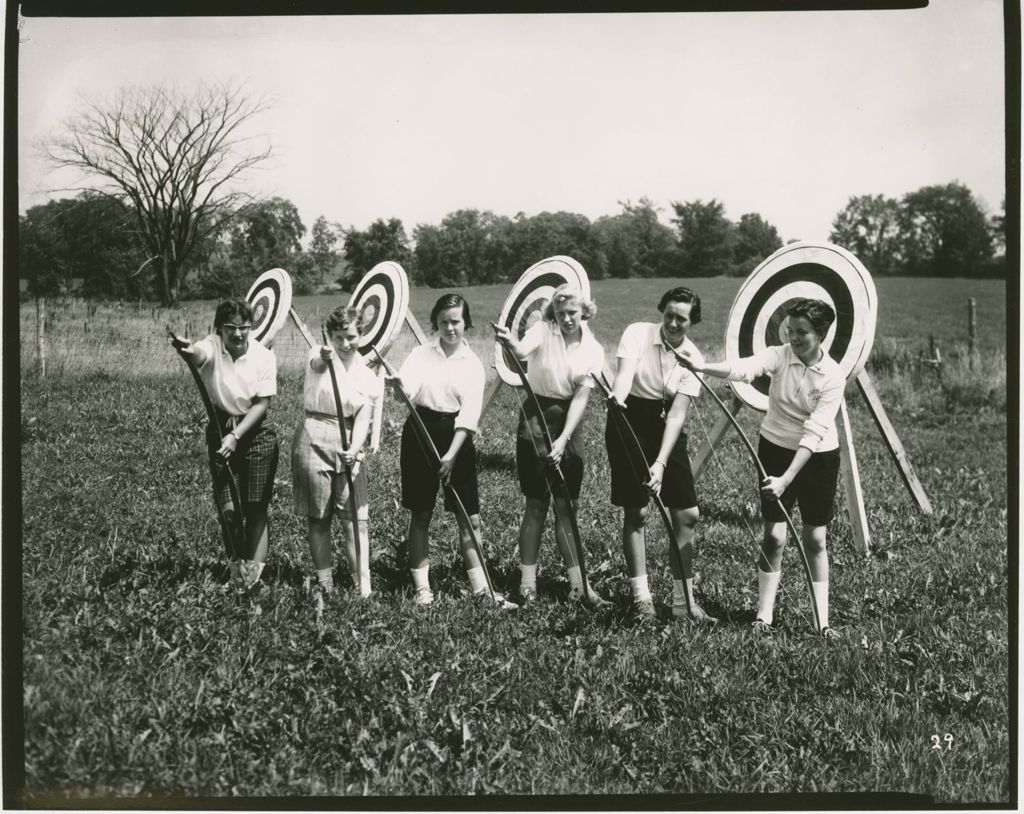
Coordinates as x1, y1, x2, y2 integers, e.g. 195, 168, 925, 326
245, 268, 293, 347
725, 242, 877, 412
348, 261, 410, 357
494, 256, 590, 386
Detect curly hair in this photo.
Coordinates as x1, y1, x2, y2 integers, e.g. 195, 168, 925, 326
657, 286, 702, 325
541, 283, 597, 322
430, 293, 473, 330
325, 305, 364, 336
786, 298, 836, 339
213, 297, 254, 329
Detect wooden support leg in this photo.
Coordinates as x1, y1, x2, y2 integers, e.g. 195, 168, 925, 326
370, 366, 386, 453
289, 306, 316, 348
479, 378, 505, 424
404, 312, 430, 345
837, 398, 870, 556
854, 370, 934, 515
691, 396, 743, 480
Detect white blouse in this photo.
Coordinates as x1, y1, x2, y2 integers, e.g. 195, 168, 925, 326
517, 320, 605, 399
398, 338, 486, 433
302, 348, 380, 419
616, 322, 704, 401
194, 334, 277, 416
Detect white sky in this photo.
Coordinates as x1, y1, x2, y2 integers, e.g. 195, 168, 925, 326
17, 2, 1007, 244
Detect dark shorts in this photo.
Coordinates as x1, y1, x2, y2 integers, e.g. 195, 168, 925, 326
758, 436, 840, 526
207, 413, 279, 512
515, 395, 584, 500
400, 406, 480, 515
605, 396, 697, 510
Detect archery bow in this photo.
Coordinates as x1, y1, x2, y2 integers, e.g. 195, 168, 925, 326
591, 371, 693, 614
370, 346, 497, 601
663, 342, 822, 633
167, 328, 246, 564
493, 328, 593, 599
320, 327, 365, 595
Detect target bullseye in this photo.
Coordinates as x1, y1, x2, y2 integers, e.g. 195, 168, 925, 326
246, 268, 293, 347
494, 256, 590, 386
348, 261, 410, 357
725, 242, 877, 412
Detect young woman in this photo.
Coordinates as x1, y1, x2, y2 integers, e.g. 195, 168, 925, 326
388, 294, 509, 607
170, 298, 279, 592
674, 298, 844, 639
492, 283, 607, 606
291, 306, 378, 599
605, 286, 715, 623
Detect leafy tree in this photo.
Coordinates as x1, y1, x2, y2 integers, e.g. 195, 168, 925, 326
507, 211, 598, 276
342, 218, 412, 288
732, 212, 783, 277
411, 209, 510, 287
309, 216, 342, 285
898, 182, 994, 277
670, 198, 736, 277
590, 199, 678, 279
19, 194, 144, 298
186, 196, 309, 298
829, 194, 903, 276
43, 82, 272, 305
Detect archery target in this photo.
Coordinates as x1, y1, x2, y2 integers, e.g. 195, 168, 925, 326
348, 261, 409, 356
246, 268, 293, 347
725, 242, 877, 412
494, 256, 590, 386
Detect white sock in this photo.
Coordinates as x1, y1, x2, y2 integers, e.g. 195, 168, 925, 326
812, 580, 830, 629
757, 569, 782, 625
359, 561, 371, 597
566, 565, 584, 590
671, 578, 687, 608
316, 567, 334, 591
254, 561, 265, 582
411, 566, 430, 593
520, 564, 538, 590
629, 575, 652, 601
467, 566, 488, 594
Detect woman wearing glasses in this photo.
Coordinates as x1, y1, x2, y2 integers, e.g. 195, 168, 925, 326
169, 297, 280, 594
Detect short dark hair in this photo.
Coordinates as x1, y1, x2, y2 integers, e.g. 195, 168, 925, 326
786, 298, 836, 338
430, 293, 473, 330
214, 297, 254, 329
657, 286, 702, 325
325, 305, 363, 335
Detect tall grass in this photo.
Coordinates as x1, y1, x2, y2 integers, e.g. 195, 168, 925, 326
16, 277, 1010, 802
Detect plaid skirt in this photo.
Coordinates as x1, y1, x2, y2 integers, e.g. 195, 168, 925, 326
292, 412, 370, 520
206, 412, 279, 513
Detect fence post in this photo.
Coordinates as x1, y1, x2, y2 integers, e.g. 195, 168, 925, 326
967, 297, 977, 369
36, 296, 47, 379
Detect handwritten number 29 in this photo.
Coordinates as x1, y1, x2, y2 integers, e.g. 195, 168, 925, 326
931, 734, 953, 751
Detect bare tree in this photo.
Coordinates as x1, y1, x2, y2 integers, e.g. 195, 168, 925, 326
44, 82, 272, 305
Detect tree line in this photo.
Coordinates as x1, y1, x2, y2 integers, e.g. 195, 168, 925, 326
19, 83, 1006, 306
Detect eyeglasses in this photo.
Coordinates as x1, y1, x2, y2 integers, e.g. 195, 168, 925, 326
221, 324, 252, 333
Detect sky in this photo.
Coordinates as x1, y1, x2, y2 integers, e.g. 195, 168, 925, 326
16, 2, 1007, 245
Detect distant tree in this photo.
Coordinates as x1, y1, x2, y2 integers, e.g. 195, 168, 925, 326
670, 198, 736, 276
43, 82, 272, 306
828, 194, 903, 276
591, 198, 678, 279
186, 196, 308, 298
898, 182, 994, 277
732, 212, 783, 277
508, 211, 598, 276
309, 216, 342, 285
342, 217, 412, 288
411, 209, 509, 287
19, 194, 144, 298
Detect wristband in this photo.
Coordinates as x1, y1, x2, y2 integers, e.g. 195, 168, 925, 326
230, 429, 242, 442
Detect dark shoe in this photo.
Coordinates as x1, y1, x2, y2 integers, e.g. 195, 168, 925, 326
569, 584, 612, 607
518, 586, 538, 605
672, 603, 719, 625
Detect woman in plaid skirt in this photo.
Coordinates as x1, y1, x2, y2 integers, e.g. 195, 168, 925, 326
291, 306, 379, 598
169, 298, 279, 592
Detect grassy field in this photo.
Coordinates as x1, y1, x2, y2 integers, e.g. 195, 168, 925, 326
16, 277, 1010, 803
